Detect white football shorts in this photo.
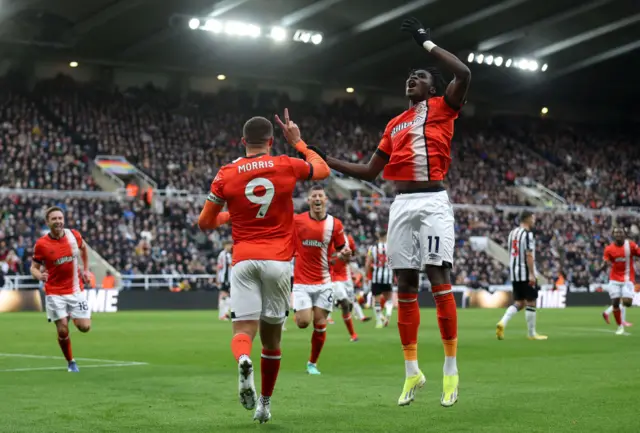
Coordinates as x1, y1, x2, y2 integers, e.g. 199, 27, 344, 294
230, 260, 291, 324
333, 280, 354, 302
608, 280, 635, 300
45, 291, 91, 322
387, 190, 454, 270
292, 283, 334, 312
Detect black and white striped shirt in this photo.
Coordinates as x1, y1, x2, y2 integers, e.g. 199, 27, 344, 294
508, 227, 536, 282
369, 242, 393, 285
217, 250, 232, 287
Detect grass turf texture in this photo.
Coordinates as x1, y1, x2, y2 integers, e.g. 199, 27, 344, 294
1, 308, 639, 433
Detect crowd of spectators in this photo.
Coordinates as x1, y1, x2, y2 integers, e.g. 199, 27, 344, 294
1, 76, 639, 288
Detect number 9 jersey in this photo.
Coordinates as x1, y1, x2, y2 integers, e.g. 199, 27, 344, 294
208, 153, 314, 265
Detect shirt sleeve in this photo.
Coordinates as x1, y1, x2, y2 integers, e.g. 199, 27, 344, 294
375, 128, 393, 161
348, 235, 356, 252
288, 156, 313, 181
71, 229, 84, 248
525, 231, 535, 252
434, 96, 461, 120
208, 169, 226, 205
332, 219, 346, 250
32, 240, 44, 265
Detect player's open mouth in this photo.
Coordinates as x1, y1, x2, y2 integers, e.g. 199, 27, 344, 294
407, 79, 417, 89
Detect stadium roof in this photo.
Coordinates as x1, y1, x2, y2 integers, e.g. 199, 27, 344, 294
3, 0, 639, 108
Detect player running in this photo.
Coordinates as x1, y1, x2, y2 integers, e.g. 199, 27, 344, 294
366, 230, 394, 328
331, 232, 362, 340
217, 241, 233, 320
198, 111, 329, 423
320, 17, 469, 406
30, 206, 92, 373
603, 227, 640, 335
293, 185, 352, 375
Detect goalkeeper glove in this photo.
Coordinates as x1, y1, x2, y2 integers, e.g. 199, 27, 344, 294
400, 17, 431, 47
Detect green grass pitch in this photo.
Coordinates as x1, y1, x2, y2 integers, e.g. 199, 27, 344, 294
1, 308, 639, 433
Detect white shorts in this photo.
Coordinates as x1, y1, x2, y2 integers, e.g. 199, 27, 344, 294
387, 190, 455, 270
333, 280, 354, 302
608, 281, 635, 299
45, 291, 91, 323
293, 283, 334, 312
230, 260, 291, 324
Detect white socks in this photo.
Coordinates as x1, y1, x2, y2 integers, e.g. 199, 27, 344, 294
385, 299, 393, 318
374, 302, 383, 325
525, 306, 537, 336
405, 360, 420, 378
500, 305, 519, 326
443, 356, 458, 376
219, 296, 230, 319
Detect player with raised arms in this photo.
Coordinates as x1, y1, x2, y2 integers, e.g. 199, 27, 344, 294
293, 185, 353, 374
318, 17, 470, 406
603, 227, 640, 335
31, 206, 92, 373
198, 110, 330, 423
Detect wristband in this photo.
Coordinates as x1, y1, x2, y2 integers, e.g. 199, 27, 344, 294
422, 40, 437, 52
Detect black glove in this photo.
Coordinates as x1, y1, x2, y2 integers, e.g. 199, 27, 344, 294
400, 17, 430, 47
306, 145, 327, 161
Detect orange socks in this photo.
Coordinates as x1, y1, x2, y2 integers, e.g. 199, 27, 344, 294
434, 285, 458, 376
309, 324, 327, 364
397, 292, 420, 376
342, 313, 357, 339
231, 333, 253, 362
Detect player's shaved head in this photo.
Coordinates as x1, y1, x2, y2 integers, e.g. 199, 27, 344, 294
308, 185, 324, 195
242, 116, 274, 147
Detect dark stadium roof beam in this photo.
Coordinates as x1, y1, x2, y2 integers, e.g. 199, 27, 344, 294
530, 13, 640, 58
340, 0, 528, 75
477, 0, 614, 52
62, 0, 150, 42
279, 0, 346, 27
0, 0, 42, 26
120, 0, 255, 58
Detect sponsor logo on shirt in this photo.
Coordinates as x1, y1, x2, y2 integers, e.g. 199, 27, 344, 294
54, 256, 75, 266
390, 116, 425, 138
302, 239, 325, 248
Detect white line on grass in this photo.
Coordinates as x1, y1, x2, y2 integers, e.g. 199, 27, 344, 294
564, 327, 632, 336
0, 353, 147, 365
0, 363, 147, 372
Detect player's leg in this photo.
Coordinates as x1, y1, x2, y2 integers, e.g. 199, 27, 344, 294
253, 261, 290, 423
388, 196, 425, 406
45, 295, 77, 372
372, 284, 384, 327
229, 261, 262, 411
307, 298, 331, 374
603, 304, 613, 324
383, 289, 393, 321
69, 290, 91, 334
497, 284, 525, 339
524, 286, 546, 340
334, 282, 357, 341
219, 289, 231, 320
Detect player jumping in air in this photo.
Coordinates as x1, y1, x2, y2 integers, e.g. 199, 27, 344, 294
331, 232, 363, 340
292, 185, 353, 375
198, 111, 329, 423
31, 206, 92, 373
602, 227, 640, 335
320, 17, 470, 406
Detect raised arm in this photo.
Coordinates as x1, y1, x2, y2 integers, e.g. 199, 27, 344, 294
199, 171, 231, 230
401, 17, 471, 109
326, 152, 387, 182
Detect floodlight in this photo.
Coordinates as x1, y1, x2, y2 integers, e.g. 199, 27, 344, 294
188, 18, 200, 30
485, 55, 493, 65
505, 58, 512, 67
467, 53, 474, 62
270, 26, 287, 42
541, 63, 548, 72
494, 56, 503, 67
311, 33, 323, 45
346, 87, 355, 93
204, 19, 223, 33
217, 74, 226, 81
541, 107, 549, 115
69, 61, 78, 68
476, 53, 484, 64
528, 60, 539, 71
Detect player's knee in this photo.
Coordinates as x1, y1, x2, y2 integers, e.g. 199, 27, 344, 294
77, 324, 91, 333
623, 299, 632, 308
295, 315, 311, 329
57, 328, 69, 339
396, 275, 419, 293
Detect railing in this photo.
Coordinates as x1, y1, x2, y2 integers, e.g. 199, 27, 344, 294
2, 274, 218, 291
0, 187, 126, 200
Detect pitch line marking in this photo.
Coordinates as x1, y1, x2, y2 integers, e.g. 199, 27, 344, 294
564, 327, 632, 336
0, 353, 148, 365
0, 363, 148, 372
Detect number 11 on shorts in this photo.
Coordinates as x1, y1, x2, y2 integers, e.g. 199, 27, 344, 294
427, 236, 440, 253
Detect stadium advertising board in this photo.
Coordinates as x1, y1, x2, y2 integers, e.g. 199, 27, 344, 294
0, 289, 118, 313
